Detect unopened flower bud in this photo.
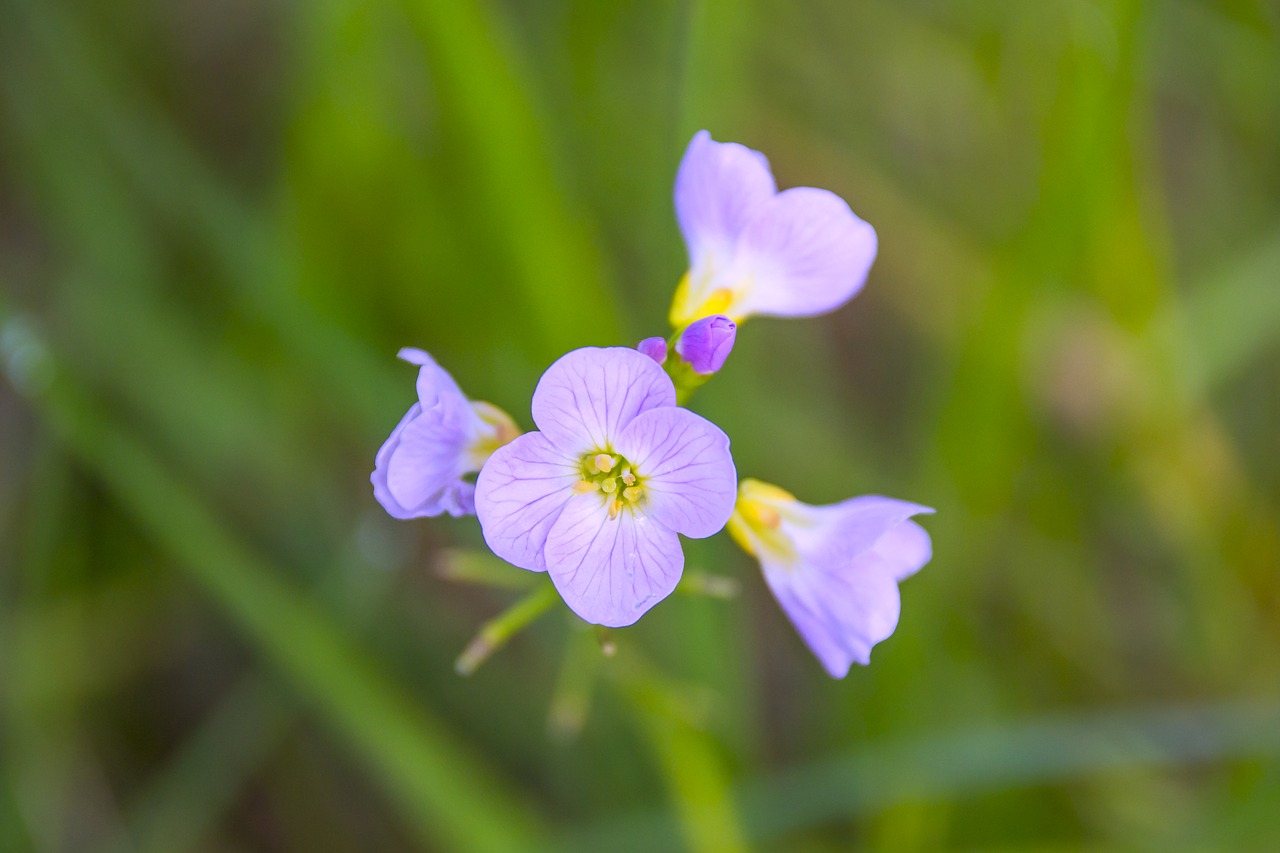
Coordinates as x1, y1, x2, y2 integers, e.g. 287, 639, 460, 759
675, 315, 736, 375
637, 336, 668, 365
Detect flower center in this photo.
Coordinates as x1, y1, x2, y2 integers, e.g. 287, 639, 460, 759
726, 480, 799, 563
572, 451, 644, 519
464, 401, 521, 468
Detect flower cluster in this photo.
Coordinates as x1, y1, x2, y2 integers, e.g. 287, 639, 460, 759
373, 132, 932, 677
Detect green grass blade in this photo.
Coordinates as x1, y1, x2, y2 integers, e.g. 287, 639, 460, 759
3, 309, 547, 852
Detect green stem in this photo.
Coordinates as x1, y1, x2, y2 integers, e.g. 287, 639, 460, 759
546, 627, 604, 741
455, 581, 559, 676
676, 572, 740, 599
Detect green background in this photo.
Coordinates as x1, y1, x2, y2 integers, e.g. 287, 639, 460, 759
2, 0, 1278, 849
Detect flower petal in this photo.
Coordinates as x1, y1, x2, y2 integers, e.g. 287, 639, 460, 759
729, 187, 877, 319
474, 433, 579, 572
743, 492, 933, 676
675, 131, 777, 275
397, 348, 470, 418
372, 404, 431, 519
763, 552, 903, 677
613, 407, 737, 539
530, 347, 676, 454
790, 495, 934, 572
544, 494, 684, 627
372, 349, 492, 519
875, 518, 933, 581
372, 403, 473, 518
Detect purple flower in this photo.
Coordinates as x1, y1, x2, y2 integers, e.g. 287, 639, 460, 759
727, 479, 933, 677
670, 130, 878, 328
675, 314, 736, 375
636, 336, 668, 365
372, 348, 519, 519
474, 347, 737, 627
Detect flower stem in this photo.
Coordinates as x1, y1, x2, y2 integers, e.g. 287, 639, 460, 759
666, 333, 711, 405
546, 626, 603, 741
676, 571, 740, 599
434, 547, 539, 590
454, 581, 559, 676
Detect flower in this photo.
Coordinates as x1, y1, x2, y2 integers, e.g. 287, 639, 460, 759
636, 336, 668, 365
727, 479, 933, 677
474, 347, 737, 627
669, 130, 878, 329
372, 348, 519, 519
674, 314, 736, 375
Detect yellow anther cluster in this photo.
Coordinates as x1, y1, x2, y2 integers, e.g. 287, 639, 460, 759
574, 450, 645, 519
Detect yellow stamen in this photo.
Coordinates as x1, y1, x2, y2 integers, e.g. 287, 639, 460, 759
608, 498, 622, 520
572, 480, 597, 494
622, 486, 642, 503
668, 272, 693, 328
621, 470, 636, 487
601, 478, 617, 494
670, 272, 739, 327
697, 287, 735, 319
743, 502, 780, 529
726, 511, 757, 557
591, 453, 616, 474
727, 479, 801, 564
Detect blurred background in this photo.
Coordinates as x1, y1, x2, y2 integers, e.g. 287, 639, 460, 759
2, 0, 1279, 849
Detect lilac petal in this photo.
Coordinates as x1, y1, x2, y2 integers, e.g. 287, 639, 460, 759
730, 187, 877, 318
530, 347, 676, 454
613, 407, 736, 538
437, 481, 477, 517
397, 348, 474, 426
385, 418, 464, 512
676, 131, 777, 274
763, 553, 903, 677
372, 404, 429, 519
397, 347, 432, 365
372, 348, 491, 519
875, 519, 933, 581
794, 496, 934, 572
544, 494, 684, 627
747, 493, 932, 676
473, 433, 580, 572
372, 403, 472, 518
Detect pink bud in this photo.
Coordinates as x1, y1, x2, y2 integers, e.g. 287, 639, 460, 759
637, 336, 668, 365
675, 315, 736, 375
